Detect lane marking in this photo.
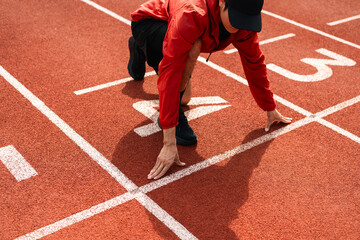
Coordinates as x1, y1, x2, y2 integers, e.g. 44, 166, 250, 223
15, 2, 360, 238
139, 94, 360, 193
327, 14, 360, 26
267, 48, 356, 82
24, 93, 360, 238
262, 10, 360, 50
197, 56, 311, 115
225, 33, 296, 54
74, 71, 157, 95
198, 56, 360, 144
17, 93, 360, 239
0, 66, 137, 192
0, 66, 197, 240
15, 192, 134, 240
0, 145, 38, 182
133, 97, 231, 137
80, 0, 131, 25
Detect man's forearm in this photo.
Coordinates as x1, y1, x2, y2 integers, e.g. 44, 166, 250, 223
180, 39, 202, 91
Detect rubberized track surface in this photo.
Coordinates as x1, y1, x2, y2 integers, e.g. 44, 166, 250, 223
1, 0, 359, 239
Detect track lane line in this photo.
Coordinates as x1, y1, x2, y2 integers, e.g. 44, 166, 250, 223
15, 192, 134, 240
74, 71, 157, 95
224, 33, 296, 54
22, 93, 359, 238
0, 66, 197, 240
80, 0, 131, 25
197, 56, 313, 117
262, 10, 360, 50
327, 14, 360, 26
12, 1, 359, 238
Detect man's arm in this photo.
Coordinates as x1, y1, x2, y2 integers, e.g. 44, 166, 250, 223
148, 39, 202, 180
233, 32, 292, 131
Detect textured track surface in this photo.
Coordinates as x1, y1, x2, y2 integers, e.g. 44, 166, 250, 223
1, 0, 359, 239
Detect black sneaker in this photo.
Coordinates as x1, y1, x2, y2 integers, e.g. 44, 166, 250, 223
176, 107, 197, 145
127, 36, 146, 81
157, 107, 197, 146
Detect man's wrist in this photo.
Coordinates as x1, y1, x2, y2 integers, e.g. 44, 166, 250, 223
163, 127, 176, 146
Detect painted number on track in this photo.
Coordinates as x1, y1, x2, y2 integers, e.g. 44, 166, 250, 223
267, 48, 356, 82
133, 96, 231, 137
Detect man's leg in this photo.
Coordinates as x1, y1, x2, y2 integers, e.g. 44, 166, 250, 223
129, 20, 168, 79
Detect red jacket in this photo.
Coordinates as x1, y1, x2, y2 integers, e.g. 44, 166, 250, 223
132, 0, 276, 129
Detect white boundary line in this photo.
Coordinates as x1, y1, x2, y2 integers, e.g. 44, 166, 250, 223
198, 56, 360, 143
262, 10, 360, 50
80, 0, 131, 25
0, 66, 197, 240
14, 93, 360, 240
15, 192, 134, 240
8, 1, 360, 238
74, 71, 157, 95
327, 14, 360, 26
224, 33, 296, 54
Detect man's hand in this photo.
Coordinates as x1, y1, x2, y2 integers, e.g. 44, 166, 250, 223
148, 127, 186, 180
265, 109, 292, 132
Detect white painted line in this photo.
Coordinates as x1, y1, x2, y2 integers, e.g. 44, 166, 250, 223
273, 95, 312, 117
198, 56, 360, 145
197, 56, 313, 116
197, 56, 249, 86
0, 145, 38, 182
0, 65, 137, 192
15, 192, 134, 240
140, 94, 360, 193
139, 116, 317, 193
315, 95, 360, 119
74, 71, 157, 95
136, 193, 197, 240
318, 119, 360, 144
16, 91, 359, 239
225, 33, 296, 54
262, 10, 360, 50
1, 65, 196, 239
133, 97, 231, 137
14, 2, 359, 239
327, 14, 360, 26
80, 0, 131, 26
187, 96, 229, 105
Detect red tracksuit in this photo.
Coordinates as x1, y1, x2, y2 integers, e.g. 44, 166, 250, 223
131, 0, 276, 129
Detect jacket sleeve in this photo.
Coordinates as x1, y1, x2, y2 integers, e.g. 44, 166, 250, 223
233, 33, 276, 111
158, 10, 204, 129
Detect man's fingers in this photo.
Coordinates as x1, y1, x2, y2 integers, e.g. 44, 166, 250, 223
148, 160, 161, 178
148, 163, 165, 179
154, 164, 171, 180
265, 120, 274, 132
281, 116, 293, 123
175, 158, 186, 166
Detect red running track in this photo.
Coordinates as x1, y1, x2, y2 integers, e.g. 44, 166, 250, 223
0, 0, 359, 239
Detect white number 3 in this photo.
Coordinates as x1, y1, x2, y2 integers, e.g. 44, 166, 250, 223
267, 48, 356, 82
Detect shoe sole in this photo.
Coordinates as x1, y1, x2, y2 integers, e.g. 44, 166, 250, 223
127, 37, 144, 81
